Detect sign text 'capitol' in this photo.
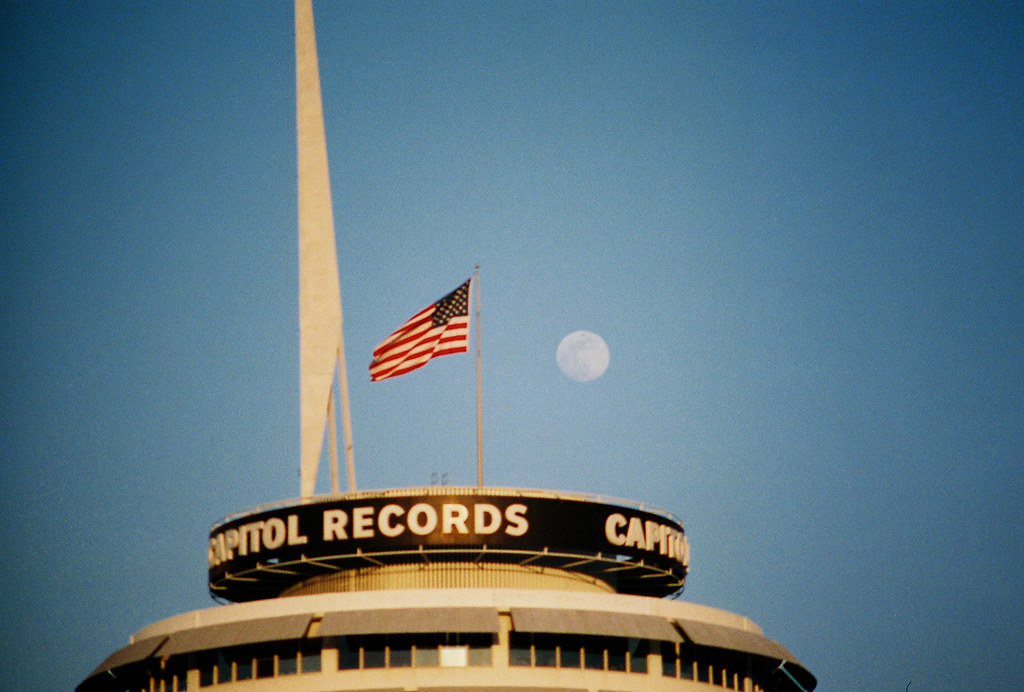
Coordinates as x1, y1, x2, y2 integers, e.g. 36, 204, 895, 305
209, 502, 528, 567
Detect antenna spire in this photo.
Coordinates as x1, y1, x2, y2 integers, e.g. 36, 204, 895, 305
296, 0, 355, 497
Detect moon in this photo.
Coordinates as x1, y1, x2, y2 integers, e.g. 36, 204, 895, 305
556, 331, 610, 382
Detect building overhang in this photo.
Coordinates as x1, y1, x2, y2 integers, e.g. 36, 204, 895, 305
81, 588, 815, 691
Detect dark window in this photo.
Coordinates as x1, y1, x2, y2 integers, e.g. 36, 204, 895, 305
215, 651, 231, 684
197, 652, 215, 687
466, 633, 493, 666
227, 646, 254, 681
561, 635, 582, 669
534, 634, 557, 668
735, 651, 753, 687
164, 656, 188, 691
661, 641, 677, 677
301, 642, 322, 673
255, 644, 275, 679
336, 635, 360, 670
509, 632, 532, 666
235, 653, 253, 681
607, 637, 628, 672
363, 635, 386, 668
389, 634, 412, 667
583, 635, 604, 670
696, 661, 711, 683
279, 647, 298, 676
678, 644, 695, 680
156, 664, 172, 691
415, 634, 440, 666
628, 638, 648, 674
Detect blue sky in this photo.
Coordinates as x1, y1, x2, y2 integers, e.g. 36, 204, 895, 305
2, 2, 1022, 690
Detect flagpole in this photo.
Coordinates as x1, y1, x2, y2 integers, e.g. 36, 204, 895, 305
474, 266, 483, 488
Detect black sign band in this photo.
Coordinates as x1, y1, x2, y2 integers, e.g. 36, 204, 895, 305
208, 490, 688, 601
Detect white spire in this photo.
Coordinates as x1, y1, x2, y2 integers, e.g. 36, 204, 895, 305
296, 0, 355, 498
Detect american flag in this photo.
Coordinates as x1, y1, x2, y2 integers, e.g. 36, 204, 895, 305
369, 278, 472, 381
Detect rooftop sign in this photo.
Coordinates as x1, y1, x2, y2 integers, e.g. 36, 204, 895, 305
209, 488, 689, 601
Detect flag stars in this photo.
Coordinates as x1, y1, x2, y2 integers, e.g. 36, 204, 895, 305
432, 282, 470, 327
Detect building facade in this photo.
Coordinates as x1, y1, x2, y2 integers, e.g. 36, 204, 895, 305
77, 487, 816, 692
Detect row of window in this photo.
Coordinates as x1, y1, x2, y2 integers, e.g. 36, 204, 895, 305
508, 634, 765, 691
85, 633, 771, 692
336, 632, 493, 670
509, 632, 649, 673
196, 640, 322, 686
662, 641, 755, 691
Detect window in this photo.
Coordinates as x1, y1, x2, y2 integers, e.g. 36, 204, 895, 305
198, 653, 215, 688
415, 634, 440, 666
583, 636, 604, 670
534, 634, 557, 668
278, 647, 298, 676
197, 649, 232, 686
254, 644, 275, 679
607, 637, 628, 672
157, 656, 188, 691
215, 651, 230, 684
661, 641, 677, 677
300, 642, 322, 673
509, 632, 532, 666
362, 635, 386, 668
442, 645, 469, 666
695, 648, 712, 683
337, 636, 360, 670
628, 638, 648, 674
560, 635, 582, 669
389, 635, 413, 667
465, 633, 493, 666
234, 647, 253, 681
680, 645, 696, 680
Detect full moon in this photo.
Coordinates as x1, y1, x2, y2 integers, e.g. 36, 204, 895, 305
556, 331, 610, 382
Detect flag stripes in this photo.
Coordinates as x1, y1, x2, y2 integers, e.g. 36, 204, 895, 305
369, 278, 472, 381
